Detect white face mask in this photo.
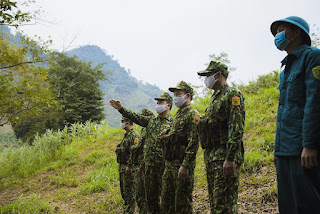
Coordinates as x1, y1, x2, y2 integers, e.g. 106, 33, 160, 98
155, 104, 168, 114
204, 73, 219, 89
120, 122, 126, 129
173, 94, 187, 108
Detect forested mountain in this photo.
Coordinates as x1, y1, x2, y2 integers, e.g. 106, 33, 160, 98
66, 45, 163, 127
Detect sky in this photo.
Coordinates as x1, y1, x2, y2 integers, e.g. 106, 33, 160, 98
19, 0, 320, 91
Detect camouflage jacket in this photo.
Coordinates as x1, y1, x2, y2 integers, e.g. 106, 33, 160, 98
119, 107, 172, 166
163, 104, 200, 169
201, 84, 245, 163
115, 129, 140, 171
130, 126, 148, 170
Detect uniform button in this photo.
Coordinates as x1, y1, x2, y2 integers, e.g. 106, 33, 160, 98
279, 105, 283, 108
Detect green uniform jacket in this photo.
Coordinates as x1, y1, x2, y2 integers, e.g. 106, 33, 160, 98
164, 104, 200, 169
202, 84, 245, 163
119, 107, 172, 166
130, 126, 148, 170
115, 129, 140, 171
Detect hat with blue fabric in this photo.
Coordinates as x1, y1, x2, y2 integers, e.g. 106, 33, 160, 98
270, 16, 311, 46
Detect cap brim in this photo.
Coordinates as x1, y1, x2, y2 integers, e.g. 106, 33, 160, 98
197, 70, 215, 76
168, 87, 176, 92
154, 97, 165, 100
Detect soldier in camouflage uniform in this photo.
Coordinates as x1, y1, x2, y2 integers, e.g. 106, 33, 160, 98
197, 61, 245, 214
159, 81, 200, 214
131, 108, 155, 214
110, 93, 173, 214
115, 117, 140, 214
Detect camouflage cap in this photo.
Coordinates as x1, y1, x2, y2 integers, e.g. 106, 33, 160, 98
168, 81, 194, 97
141, 108, 154, 117
197, 61, 228, 77
154, 92, 173, 105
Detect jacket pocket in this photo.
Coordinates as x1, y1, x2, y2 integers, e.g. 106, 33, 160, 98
287, 68, 303, 99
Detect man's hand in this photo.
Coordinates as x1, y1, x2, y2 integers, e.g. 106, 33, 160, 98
125, 167, 132, 175
178, 166, 189, 180
159, 129, 168, 137
109, 99, 123, 110
223, 160, 235, 178
301, 147, 318, 168
137, 170, 143, 178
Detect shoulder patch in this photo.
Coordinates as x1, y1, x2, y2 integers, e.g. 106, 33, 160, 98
193, 116, 200, 124
134, 137, 139, 144
312, 66, 320, 80
232, 96, 240, 106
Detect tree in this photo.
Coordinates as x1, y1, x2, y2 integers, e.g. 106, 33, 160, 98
0, 0, 40, 27
12, 53, 107, 143
311, 24, 320, 48
48, 52, 106, 126
0, 27, 54, 126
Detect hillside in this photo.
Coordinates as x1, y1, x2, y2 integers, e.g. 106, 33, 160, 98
66, 45, 164, 127
0, 71, 280, 213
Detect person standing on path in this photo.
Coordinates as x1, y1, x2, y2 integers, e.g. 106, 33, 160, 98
115, 117, 140, 214
159, 81, 200, 214
271, 16, 320, 214
110, 92, 173, 214
197, 61, 245, 214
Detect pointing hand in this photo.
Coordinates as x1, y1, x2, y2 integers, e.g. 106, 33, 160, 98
109, 99, 123, 110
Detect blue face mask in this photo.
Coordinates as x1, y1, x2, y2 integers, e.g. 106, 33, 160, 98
274, 31, 290, 51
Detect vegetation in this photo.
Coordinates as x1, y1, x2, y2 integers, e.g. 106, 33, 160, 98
0, 0, 40, 27
67, 45, 164, 127
0, 69, 280, 213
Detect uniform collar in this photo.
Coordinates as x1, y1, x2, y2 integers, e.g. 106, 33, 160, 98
157, 113, 172, 121
177, 104, 191, 114
126, 128, 134, 134
212, 83, 228, 96
281, 44, 308, 66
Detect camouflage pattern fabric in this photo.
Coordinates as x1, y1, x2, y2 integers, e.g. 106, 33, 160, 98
131, 125, 150, 214
200, 84, 245, 214
168, 80, 194, 97
118, 107, 172, 214
116, 129, 140, 214
205, 160, 241, 214
132, 167, 146, 214
160, 104, 200, 214
161, 162, 195, 214
197, 61, 229, 78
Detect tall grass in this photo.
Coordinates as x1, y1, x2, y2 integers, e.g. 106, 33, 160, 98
0, 121, 111, 185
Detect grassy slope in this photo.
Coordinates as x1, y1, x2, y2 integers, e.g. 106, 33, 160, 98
0, 86, 280, 213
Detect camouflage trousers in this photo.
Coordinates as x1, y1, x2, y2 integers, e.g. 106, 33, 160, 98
144, 162, 164, 214
160, 161, 195, 214
119, 165, 135, 214
205, 160, 240, 214
133, 167, 147, 214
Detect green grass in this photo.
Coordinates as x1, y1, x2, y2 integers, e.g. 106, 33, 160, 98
0, 194, 51, 214
80, 157, 119, 195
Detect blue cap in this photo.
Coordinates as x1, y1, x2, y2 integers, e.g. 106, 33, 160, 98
270, 16, 311, 46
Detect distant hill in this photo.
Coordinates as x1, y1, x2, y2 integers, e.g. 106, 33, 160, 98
66, 45, 163, 127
